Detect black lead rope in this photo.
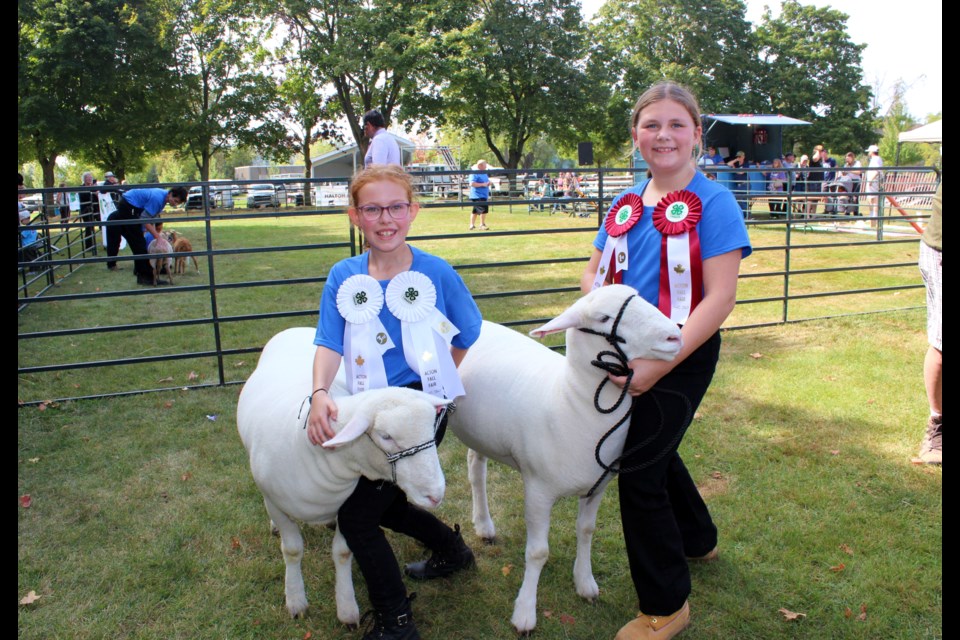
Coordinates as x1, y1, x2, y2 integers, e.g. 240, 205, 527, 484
580, 295, 693, 497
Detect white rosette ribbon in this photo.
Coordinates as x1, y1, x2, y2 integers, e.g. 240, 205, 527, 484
336, 274, 393, 394
386, 270, 465, 399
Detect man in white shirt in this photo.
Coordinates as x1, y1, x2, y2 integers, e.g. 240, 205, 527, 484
362, 110, 401, 168
865, 144, 884, 221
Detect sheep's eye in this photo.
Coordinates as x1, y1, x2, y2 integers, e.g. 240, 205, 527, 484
598, 314, 611, 323
376, 431, 393, 443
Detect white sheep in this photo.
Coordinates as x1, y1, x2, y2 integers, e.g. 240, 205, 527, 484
447, 284, 683, 633
147, 233, 174, 286
237, 327, 451, 623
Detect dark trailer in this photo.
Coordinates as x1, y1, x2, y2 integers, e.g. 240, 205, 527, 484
701, 114, 810, 163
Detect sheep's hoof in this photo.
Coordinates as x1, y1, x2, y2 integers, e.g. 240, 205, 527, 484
482, 536, 496, 545
287, 603, 308, 619
513, 627, 535, 637
344, 623, 358, 631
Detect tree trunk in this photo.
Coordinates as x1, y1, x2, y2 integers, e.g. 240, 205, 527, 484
302, 130, 313, 207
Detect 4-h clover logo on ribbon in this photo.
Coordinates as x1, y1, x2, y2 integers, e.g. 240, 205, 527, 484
404, 287, 419, 303
353, 291, 368, 305
666, 202, 689, 222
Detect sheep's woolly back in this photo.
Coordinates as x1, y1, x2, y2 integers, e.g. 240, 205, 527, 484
449, 286, 682, 495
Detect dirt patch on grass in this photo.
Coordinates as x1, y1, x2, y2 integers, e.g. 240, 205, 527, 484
697, 472, 731, 499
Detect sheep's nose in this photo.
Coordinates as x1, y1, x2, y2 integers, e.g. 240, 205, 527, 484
426, 495, 442, 507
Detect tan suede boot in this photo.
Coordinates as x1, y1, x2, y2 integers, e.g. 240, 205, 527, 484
912, 415, 942, 465
615, 601, 690, 640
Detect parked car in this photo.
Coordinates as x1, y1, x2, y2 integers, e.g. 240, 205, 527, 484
246, 184, 281, 209
21, 194, 44, 213
184, 186, 216, 211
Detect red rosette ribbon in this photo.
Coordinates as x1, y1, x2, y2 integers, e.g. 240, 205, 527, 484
652, 190, 704, 323
605, 193, 643, 237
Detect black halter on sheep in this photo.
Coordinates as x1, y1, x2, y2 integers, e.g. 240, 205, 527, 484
447, 284, 682, 634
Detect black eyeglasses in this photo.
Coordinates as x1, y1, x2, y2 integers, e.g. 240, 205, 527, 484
357, 203, 411, 220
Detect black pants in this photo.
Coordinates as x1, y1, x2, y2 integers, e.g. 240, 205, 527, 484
619, 332, 721, 615
79, 207, 98, 251
105, 198, 151, 279
337, 400, 456, 612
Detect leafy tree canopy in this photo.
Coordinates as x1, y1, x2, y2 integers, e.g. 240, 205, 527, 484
164, 0, 287, 180
442, 0, 588, 170
756, 0, 875, 153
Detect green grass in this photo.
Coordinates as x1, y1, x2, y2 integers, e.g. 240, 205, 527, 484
18, 311, 941, 639
18, 202, 923, 404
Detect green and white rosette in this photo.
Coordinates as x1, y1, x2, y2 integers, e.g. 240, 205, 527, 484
385, 270, 465, 399
336, 274, 393, 394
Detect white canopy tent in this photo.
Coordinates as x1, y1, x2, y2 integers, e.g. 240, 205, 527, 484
896, 119, 942, 164
898, 119, 942, 143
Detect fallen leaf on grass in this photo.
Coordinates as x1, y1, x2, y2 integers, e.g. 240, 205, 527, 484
20, 591, 41, 605
542, 610, 552, 619
711, 471, 723, 480
72, 383, 81, 389
559, 613, 575, 625
844, 606, 852, 618
858, 604, 867, 621
28, 457, 40, 463
20, 495, 32, 508
234, 361, 246, 367
303, 631, 312, 639
187, 371, 199, 381
181, 472, 193, 482
231, 536, 242, 550
501, 564, 513, 577
866, 399, 876, 405
38, 402, 47, 412
750, 352, 763, 359
778, 608, 806, 621
830, 450, 840, 456
839, 544, 854, 556
158, 376, 175, 383
163, 401, 174, 409
830, 563, 845, 572
824, 375, 837, 382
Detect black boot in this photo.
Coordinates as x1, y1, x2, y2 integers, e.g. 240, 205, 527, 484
361, 596, 419, 640
404, 524, 475, 580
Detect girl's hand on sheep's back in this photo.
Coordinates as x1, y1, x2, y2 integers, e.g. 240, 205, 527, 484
307, 394, 339, 446
609, 358, 674, 397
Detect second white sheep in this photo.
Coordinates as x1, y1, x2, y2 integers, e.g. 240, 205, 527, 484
447, 284, 683, 633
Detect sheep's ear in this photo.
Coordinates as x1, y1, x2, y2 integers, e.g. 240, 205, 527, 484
322, 414, 371, 449
529, 305, 582, 338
